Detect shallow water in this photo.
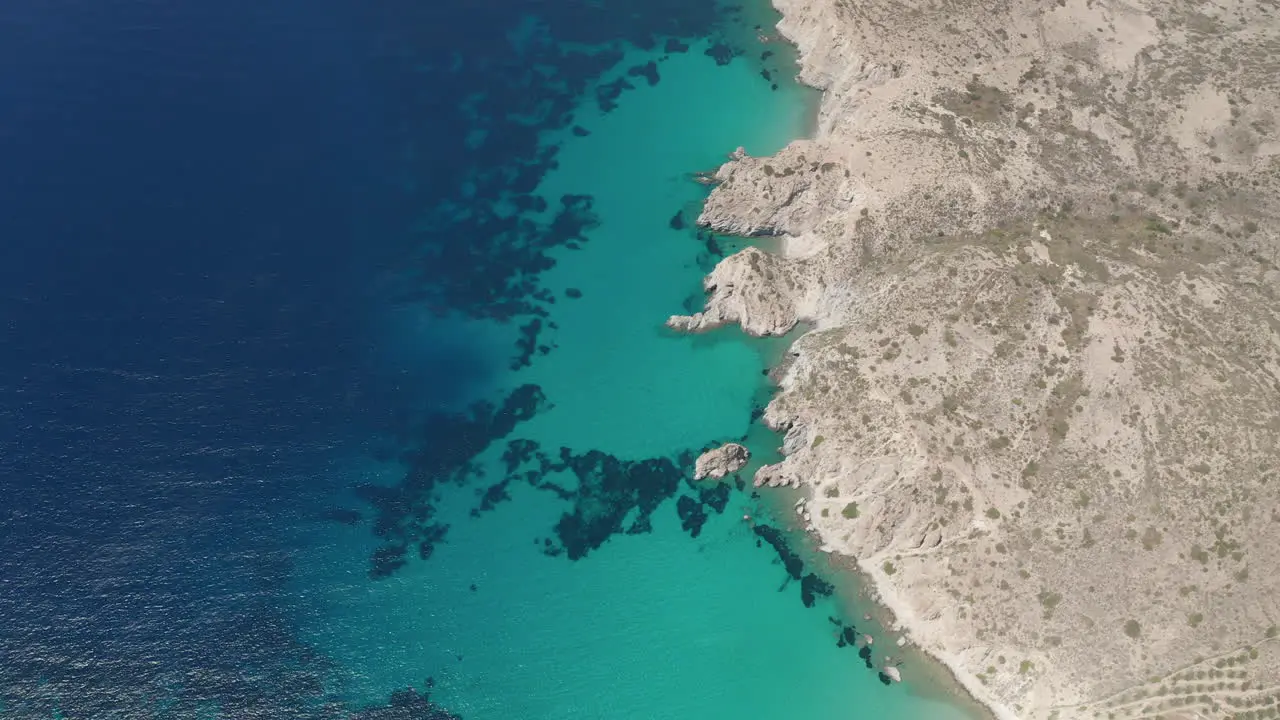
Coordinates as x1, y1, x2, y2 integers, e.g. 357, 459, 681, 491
292, 27, 974, 720
0, 1, 977, 718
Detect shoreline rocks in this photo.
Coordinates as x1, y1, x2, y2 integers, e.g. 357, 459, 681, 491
665, 246, 805, 337
672, 0, 1280, 717
692, 443, 750, 480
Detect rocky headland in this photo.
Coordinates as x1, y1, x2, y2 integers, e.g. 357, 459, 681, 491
677, 0, 1280, 718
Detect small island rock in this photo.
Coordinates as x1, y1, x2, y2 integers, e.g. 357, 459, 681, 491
693, 443, 751, 480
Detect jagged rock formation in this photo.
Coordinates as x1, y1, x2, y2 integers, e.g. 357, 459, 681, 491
666, 246, 810, 336
693, 443, 751, 480
680, 0, 1280, 718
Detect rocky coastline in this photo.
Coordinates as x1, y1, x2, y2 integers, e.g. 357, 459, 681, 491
679, 0, 1280, 718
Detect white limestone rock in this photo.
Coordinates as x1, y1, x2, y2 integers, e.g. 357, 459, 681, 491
692, 443, 750, 481
665, 247, 805, 337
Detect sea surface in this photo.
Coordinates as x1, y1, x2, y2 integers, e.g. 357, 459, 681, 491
0, 1, 976, 719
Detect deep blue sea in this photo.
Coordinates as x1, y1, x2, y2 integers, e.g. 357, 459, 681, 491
0, 2, 977, 719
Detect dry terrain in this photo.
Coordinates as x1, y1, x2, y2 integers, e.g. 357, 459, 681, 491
674, 0, 1280, 717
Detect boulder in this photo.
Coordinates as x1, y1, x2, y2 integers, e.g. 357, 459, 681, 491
693, 443, 751, 480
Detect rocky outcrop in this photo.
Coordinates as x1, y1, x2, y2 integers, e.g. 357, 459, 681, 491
752, 462, 799, 488
751, 419, 808, 488
666, 246, 807, 337
693, 443, 751, 480
674, 0, 1280, 718
698, 140, 854, 237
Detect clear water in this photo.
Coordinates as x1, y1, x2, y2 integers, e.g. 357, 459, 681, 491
293, 30, 973, 720
0, 1, 977, 719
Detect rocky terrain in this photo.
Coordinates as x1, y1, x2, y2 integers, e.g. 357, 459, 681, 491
693, 442, 751, 480
673, 0, 1280, 717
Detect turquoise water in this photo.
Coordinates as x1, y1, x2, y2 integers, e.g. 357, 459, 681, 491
1, 0, 981, 717
289, 31, 978, 720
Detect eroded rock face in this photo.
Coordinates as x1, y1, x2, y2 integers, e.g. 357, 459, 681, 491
752, 462, 799, 488
666, 247, 806, 337
693, 443, 750, 480
673, 0, 1280, 717
698, 141, 852, 237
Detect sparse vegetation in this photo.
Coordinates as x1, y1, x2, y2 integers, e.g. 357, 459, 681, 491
1039, 590, 1063, 619
1141, 527, 1163, 551
692, 0, 1280, 714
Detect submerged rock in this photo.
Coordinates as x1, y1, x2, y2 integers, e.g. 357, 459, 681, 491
693, 443, 750, 480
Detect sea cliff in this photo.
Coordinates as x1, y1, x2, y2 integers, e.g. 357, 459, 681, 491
681, 0, 1280, 718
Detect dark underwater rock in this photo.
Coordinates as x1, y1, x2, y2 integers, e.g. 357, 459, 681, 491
753, 524, 804, 580
676, 494, 708, 538
627, 60, 661, 86
704, 42, 734, 66
349, 688, 460, 720
800, 572, 835, 608
664, 38, 690, 53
